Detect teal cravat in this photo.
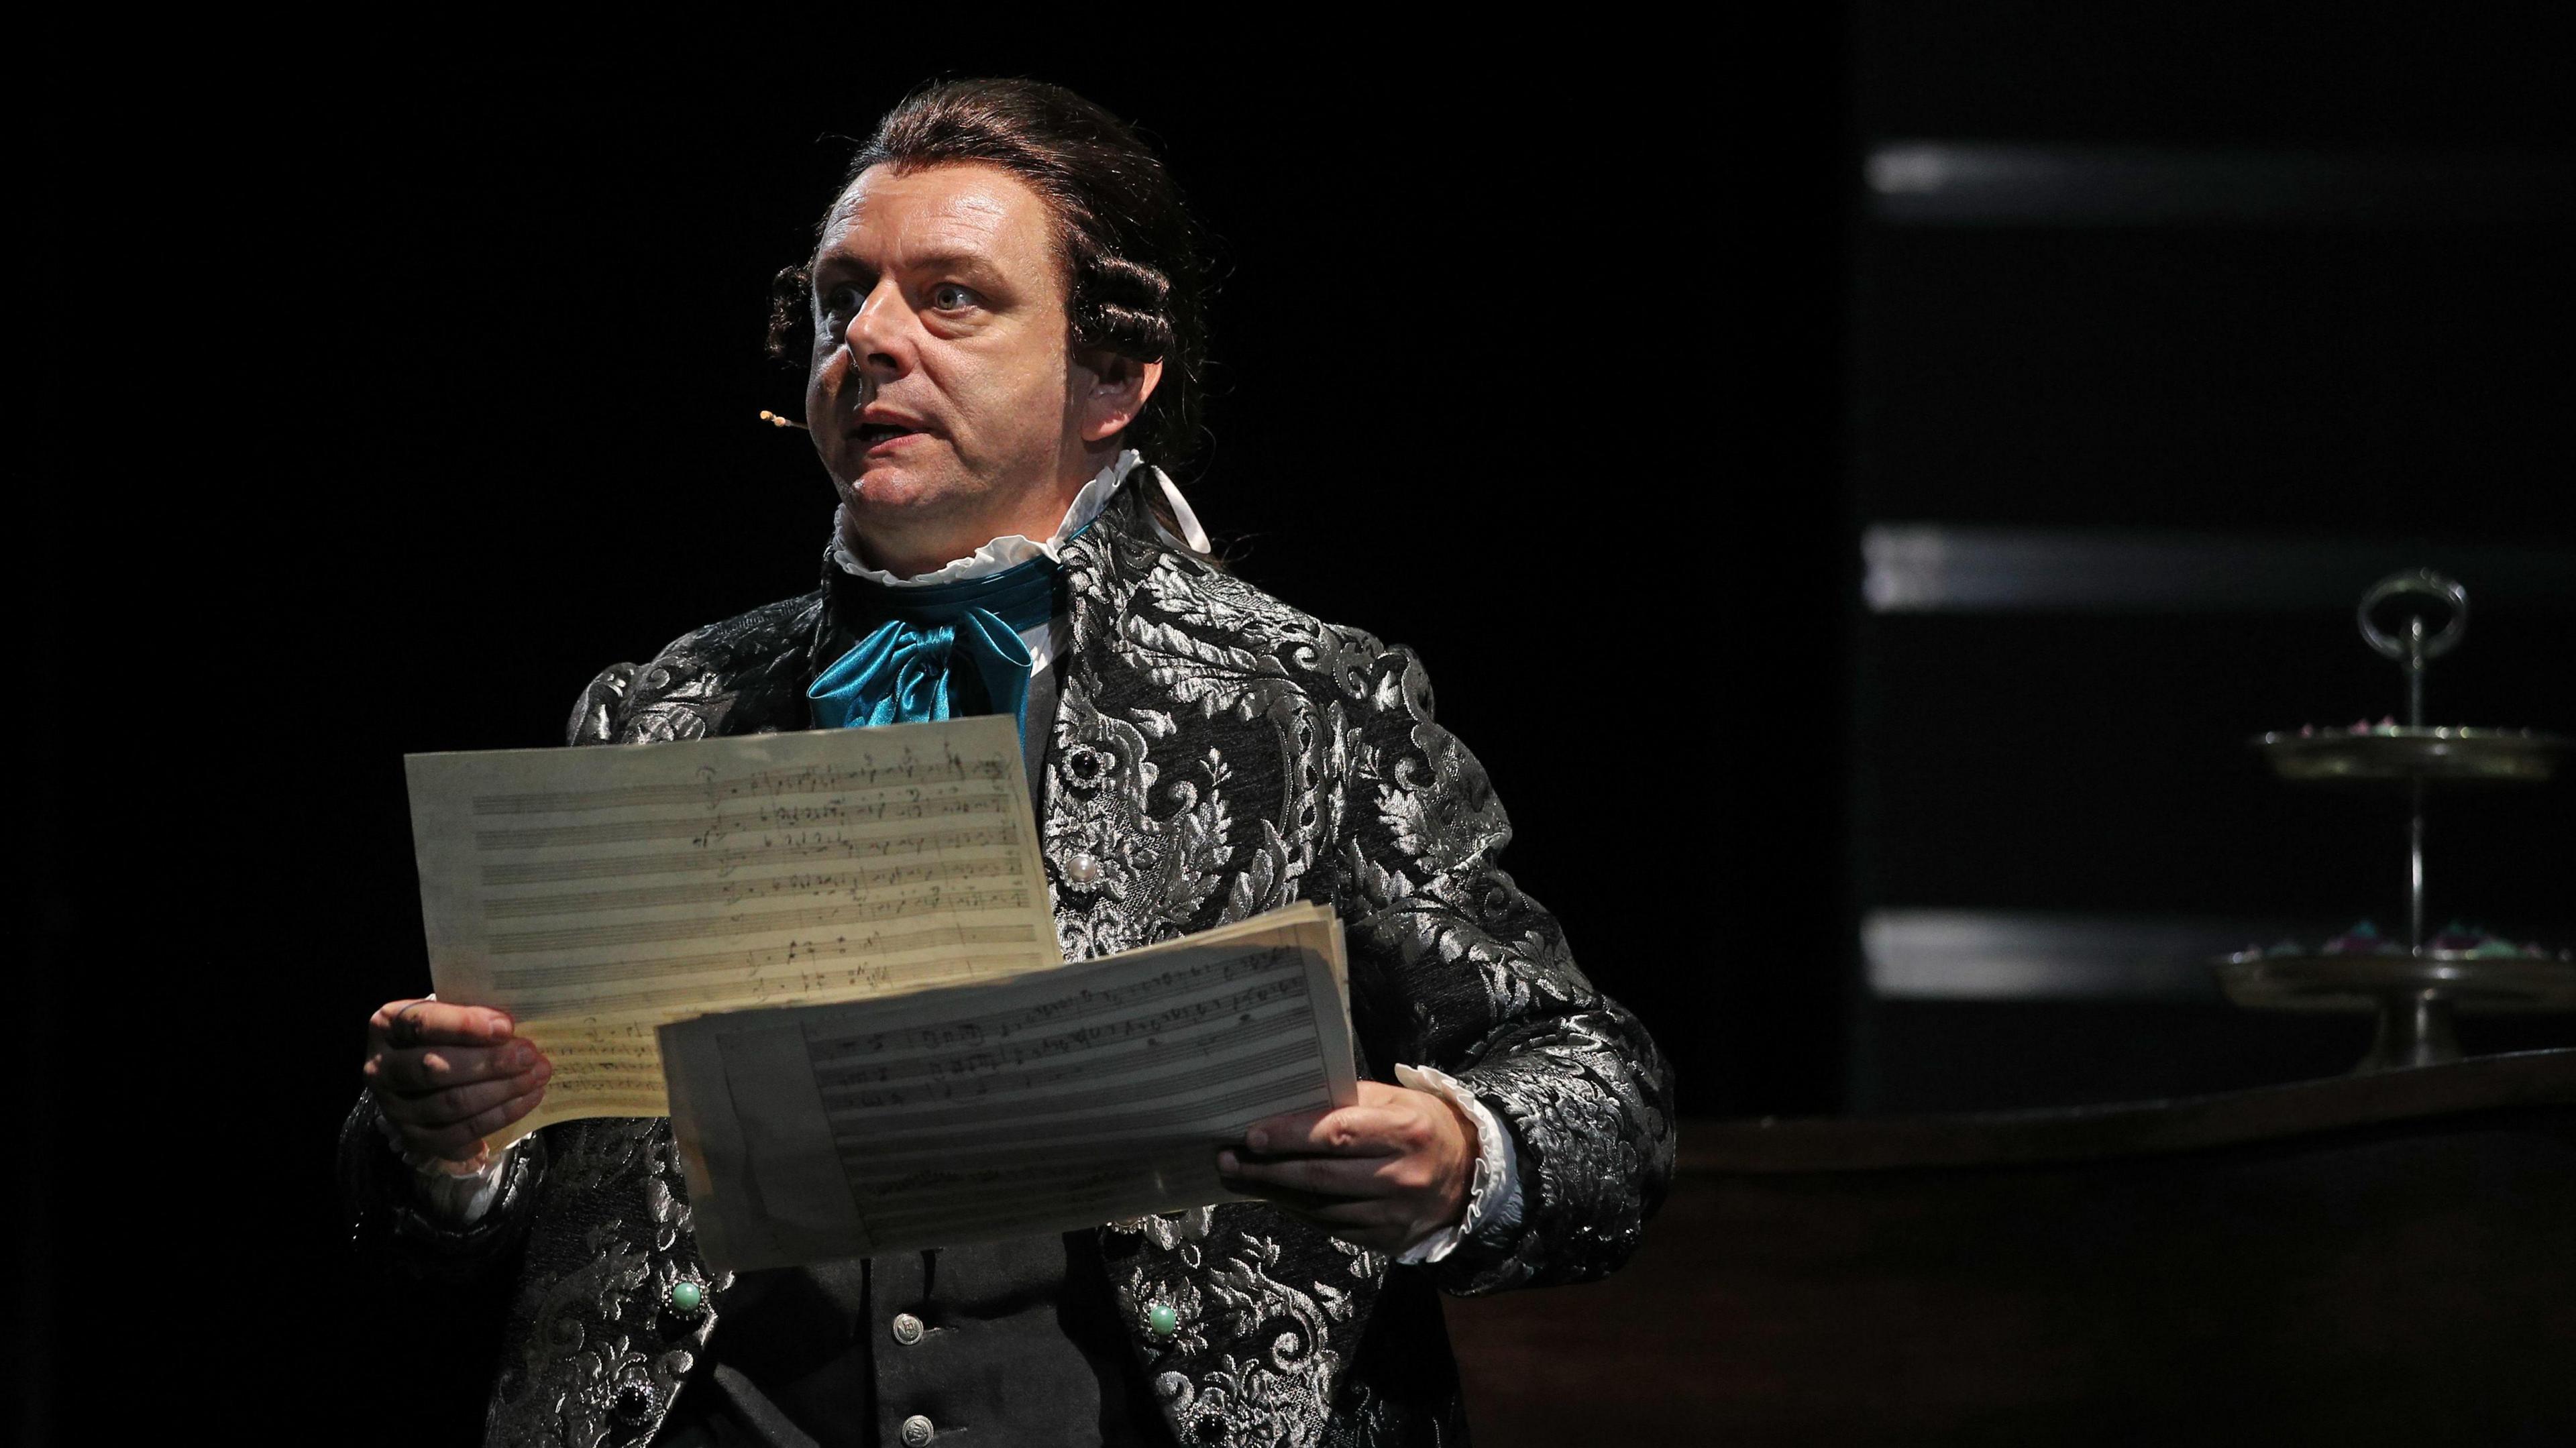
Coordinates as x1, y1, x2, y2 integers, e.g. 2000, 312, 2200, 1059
808, 553, 1060, 741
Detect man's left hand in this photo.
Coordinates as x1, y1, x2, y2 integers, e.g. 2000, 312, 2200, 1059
1218, 1080, 1476, 1255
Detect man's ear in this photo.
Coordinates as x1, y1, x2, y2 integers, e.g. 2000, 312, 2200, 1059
1078, 350, 1165, 444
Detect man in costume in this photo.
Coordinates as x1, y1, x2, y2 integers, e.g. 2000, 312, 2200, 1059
344, 78, 1674, 1448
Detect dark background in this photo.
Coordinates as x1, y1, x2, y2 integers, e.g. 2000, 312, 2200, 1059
29, 7, 2571, 1441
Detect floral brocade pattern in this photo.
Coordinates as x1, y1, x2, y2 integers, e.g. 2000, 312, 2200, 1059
340, 486, 1674, 1448
484, 1120, 731, 1448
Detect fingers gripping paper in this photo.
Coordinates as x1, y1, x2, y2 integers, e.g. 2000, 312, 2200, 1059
661, 905, 1358, 1272
405, 716, 1065, 1148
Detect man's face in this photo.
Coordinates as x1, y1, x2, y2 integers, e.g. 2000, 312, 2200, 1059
805, 162, 1086, 553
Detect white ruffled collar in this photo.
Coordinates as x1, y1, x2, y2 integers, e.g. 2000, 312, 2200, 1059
829, 449, 1210, 587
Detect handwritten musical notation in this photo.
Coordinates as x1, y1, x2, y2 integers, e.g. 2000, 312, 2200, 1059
405, 716, 1065, 1147
661, 904, 1358, 1270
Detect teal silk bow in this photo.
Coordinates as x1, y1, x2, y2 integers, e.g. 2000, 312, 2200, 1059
808, 553, 1060, 740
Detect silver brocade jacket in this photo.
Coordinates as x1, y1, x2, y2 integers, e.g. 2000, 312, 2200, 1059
339, 486, 1676, 1448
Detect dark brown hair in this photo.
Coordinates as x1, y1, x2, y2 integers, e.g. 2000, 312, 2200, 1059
769, 78, 1212, 472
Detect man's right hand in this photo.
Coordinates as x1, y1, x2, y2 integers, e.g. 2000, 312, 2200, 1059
364, 998, 552, 1168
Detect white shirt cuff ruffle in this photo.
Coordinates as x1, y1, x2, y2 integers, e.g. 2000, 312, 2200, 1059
425, 1148, 514, 1223
375, 1103, 517, 1225
1391, 1062, 1525, 1265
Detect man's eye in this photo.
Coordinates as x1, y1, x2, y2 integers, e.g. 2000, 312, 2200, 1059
930, 283, 977, 311
821, 284, 865, 315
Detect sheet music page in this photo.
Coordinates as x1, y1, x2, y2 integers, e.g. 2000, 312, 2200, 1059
405, 715, 1063, 1148
661, 903, 1357, 1272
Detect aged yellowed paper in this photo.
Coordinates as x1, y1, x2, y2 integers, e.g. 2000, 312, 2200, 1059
404, 715, 1063, 1147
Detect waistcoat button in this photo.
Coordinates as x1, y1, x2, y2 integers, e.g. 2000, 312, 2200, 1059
610, 1372, 657, 1422
900, 1414, 936, 1446
891, 1311, 925, 1345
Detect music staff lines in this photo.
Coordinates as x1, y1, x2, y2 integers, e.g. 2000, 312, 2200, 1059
470, 755, 1008, 815
486, 887, 1034, 954
517, 1046, 664, 1072
822, 973, 1304, 1060
807, 956, 1303, 1062
482, 854, 1018, 920
824, 1036, 1316, 1127
807, 981, 1310, 1076
846, 1140, 1211, 1182
503, 954, 1033, 1015
853, 1144, 1206, 1192
840, 1074, 1324, 1162
535, 1091, 667, 1108
813, 1007, 1293, 1093
473, 792, 1009, 852
490, 924, 1039, 988
477, 825, 1022, 885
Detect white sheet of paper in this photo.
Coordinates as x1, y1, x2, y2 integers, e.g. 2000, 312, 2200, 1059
404, 715, 1063, 1147
661, 903, 1358, 1271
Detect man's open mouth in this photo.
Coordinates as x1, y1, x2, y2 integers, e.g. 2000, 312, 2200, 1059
855, 423, 922, 447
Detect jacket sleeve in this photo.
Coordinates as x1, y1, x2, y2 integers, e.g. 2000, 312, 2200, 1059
337, 1094, 551, 1287
1322, 643, 1677, 1296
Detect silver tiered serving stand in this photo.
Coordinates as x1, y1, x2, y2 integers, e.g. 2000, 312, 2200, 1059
2215, 570, 2573, 1072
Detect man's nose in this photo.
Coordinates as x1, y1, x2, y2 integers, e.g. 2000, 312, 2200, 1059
843, 282, 912, 376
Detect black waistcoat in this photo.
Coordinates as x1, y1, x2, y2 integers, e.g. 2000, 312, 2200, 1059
659, 1232, 1167, 1448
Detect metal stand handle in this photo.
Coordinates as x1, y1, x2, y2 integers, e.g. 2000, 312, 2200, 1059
2357, 571, 2468, 960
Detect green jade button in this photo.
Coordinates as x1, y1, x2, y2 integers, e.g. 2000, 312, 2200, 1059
669, 1281, 705, 1314
1147, 1302, 1179, 1338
